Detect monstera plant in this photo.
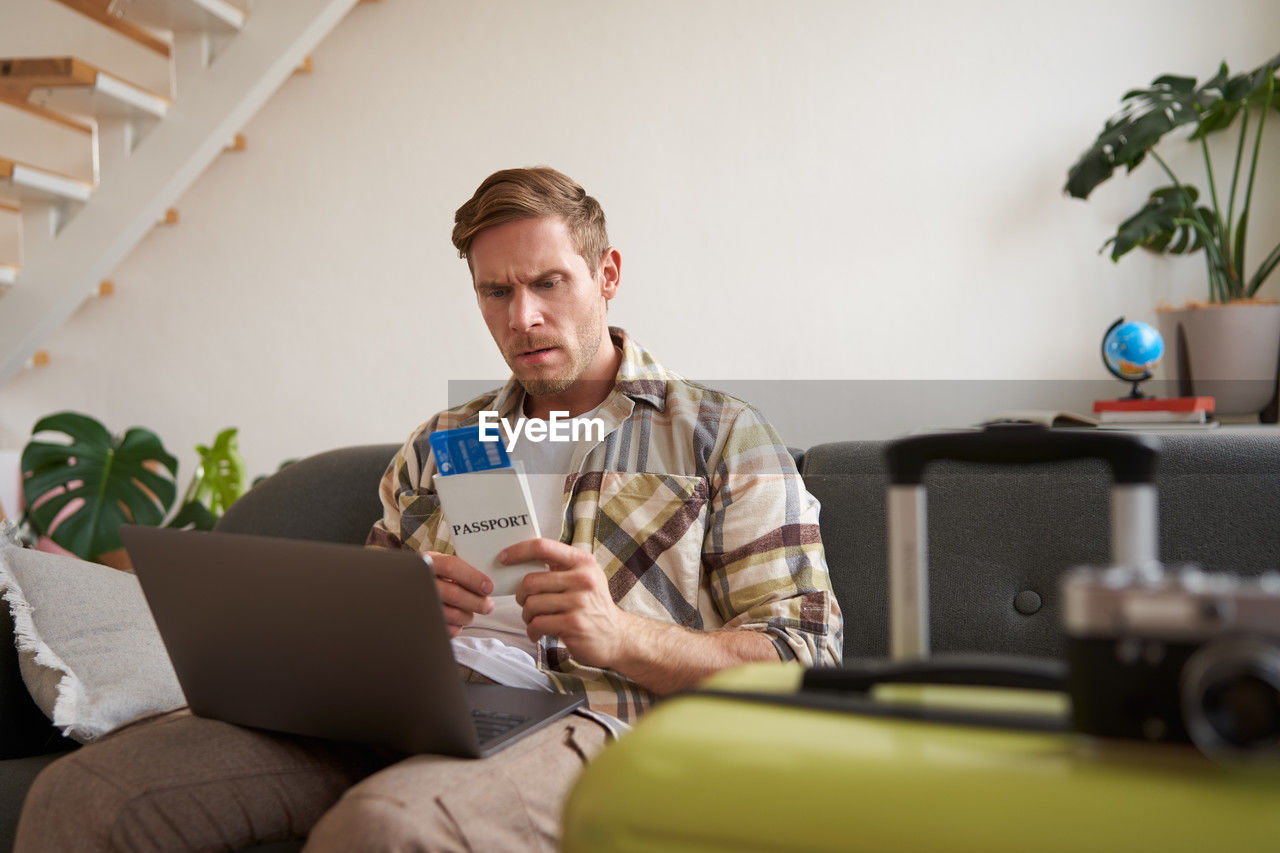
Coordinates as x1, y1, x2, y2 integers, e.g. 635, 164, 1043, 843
1066, 51, 1280, 302
20, 413, 249, 565
1066, 51, 1280, 417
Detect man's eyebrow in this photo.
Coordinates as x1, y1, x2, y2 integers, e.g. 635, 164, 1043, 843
474, 268, 572, 289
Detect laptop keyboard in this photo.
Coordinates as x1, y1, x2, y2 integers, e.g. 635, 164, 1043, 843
472, 708, 528, 744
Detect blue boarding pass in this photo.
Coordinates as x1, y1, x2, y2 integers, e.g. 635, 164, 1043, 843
429, 425, 511, 476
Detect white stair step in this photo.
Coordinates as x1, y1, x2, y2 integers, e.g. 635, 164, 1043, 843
0, 96, 98, 185
0, 96, 95, 135
111, 0, 247, 33
49, 0, 172, 57
0, 158, 94, 204
0, 58, 171, 120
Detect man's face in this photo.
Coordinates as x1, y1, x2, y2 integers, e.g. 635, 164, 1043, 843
470, 217, 618, 398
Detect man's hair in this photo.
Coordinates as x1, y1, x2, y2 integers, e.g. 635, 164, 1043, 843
452, 167, 609, 273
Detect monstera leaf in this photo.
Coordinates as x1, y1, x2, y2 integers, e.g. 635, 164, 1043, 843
1103, 185, 1216, 260
171, 427, 247, 530
1065, 52, 1280, 301
1065, 53, 1280, 201
21, 412, 178, 561
1065, 74, 1207, 200
1191, 53, 1280, 140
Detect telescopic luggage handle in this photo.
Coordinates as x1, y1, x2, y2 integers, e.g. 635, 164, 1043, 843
803, 655, 1068, 693
885, 423, 1161, 486
884, 423, 1161, 661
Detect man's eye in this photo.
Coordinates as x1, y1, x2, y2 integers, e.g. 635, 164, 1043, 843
485, 288, 508, 298
536, 279, 558, 289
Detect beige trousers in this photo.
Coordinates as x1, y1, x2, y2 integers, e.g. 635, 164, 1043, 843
15, 674, 610, 853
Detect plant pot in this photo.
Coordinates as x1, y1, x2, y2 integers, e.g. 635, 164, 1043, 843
1156, 301, 1280, 417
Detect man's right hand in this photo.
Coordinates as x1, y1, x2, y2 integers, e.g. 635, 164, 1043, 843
426, 551, 495, 636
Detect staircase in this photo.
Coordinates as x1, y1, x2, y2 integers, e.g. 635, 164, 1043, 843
0, 0, 361, 387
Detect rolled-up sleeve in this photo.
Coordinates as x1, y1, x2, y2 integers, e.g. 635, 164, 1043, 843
703, 407, 843, 666
366, 444, 411, 550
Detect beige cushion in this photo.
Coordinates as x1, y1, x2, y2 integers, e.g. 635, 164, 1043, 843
0, 546, 185, 743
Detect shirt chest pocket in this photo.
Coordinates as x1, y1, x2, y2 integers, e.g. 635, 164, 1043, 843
573, 471, 710, 622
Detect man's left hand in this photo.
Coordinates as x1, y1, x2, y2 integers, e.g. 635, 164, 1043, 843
505, 538, 636, 670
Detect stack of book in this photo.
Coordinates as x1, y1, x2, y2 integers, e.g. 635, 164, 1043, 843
1091, 396, 1216, 427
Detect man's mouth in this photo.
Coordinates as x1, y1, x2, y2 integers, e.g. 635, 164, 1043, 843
515, 346, 559, 364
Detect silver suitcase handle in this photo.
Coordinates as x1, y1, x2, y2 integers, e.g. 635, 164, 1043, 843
884, 423, 1161, 660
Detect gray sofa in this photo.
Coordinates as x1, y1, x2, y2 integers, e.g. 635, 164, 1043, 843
0, 431, 1277, 850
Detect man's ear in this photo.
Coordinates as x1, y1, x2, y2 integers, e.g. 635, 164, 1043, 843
598, 247, 621, 301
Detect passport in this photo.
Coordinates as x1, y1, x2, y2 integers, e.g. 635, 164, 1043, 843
429, 425, 542, 594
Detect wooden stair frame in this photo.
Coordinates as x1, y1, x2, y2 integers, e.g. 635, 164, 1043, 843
0, 0, 361, 386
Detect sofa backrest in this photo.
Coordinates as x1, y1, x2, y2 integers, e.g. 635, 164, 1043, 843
802, 431, 1280, 661
218, 433, 1280, 665
216, 444, 399, 545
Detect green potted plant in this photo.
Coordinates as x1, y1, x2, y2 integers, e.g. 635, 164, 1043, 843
1066, 51, 1280, 416
19, 413, 248, 569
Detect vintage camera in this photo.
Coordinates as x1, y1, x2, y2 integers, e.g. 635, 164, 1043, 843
1064, 564, 1280, 757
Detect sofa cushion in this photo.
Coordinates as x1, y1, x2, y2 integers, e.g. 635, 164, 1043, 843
0, 547, 185, 743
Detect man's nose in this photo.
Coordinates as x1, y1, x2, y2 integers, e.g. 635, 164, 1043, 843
508, 288, 544, 331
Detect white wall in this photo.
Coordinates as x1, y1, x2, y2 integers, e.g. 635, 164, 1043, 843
2, 0, 1278, 484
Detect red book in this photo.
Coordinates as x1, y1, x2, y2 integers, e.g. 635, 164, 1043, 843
1092, 396, 1215, 414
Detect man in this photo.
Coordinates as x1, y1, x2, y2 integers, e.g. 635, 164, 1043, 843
16, 167, 841, 852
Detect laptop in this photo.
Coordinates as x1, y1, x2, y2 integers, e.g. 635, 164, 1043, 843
120, 525, 584, 758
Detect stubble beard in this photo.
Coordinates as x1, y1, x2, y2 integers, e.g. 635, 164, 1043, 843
510, 323, 603, 399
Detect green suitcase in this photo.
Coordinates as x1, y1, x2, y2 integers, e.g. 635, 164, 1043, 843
562, 662, 1280, 852
564, 428, 1280, 851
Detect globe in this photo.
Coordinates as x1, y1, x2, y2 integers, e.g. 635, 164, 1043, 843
1103, 320, 1164, 381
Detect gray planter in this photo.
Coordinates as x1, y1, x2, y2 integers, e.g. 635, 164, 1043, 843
1156, 302, 1280, 417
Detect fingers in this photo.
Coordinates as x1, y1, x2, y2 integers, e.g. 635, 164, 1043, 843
515, 565, 588, 605
427, 552, 493, 628
500, 538, 592, 570
429, 551, 494, 597
525, 614, 558, 644
438, 581, 493, 621
442, 607, 470, 636
521, 591, 581, 623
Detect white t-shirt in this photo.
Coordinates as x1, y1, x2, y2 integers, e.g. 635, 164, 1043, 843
449, 406, 601, 689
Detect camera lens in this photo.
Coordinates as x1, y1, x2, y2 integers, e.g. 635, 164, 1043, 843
1201, 675, 1280, 747
1182, 638, 1280, 757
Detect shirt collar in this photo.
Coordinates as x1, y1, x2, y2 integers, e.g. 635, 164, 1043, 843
611, 327, 670, 411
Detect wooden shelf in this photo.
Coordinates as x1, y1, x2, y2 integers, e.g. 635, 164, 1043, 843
0, 157, 94, 203
0, 58, 170, 120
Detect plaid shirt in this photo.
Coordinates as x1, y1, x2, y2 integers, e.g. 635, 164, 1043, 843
368, 328, 842, 721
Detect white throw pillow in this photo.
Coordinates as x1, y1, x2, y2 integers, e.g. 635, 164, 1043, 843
0, 545, 186, 743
